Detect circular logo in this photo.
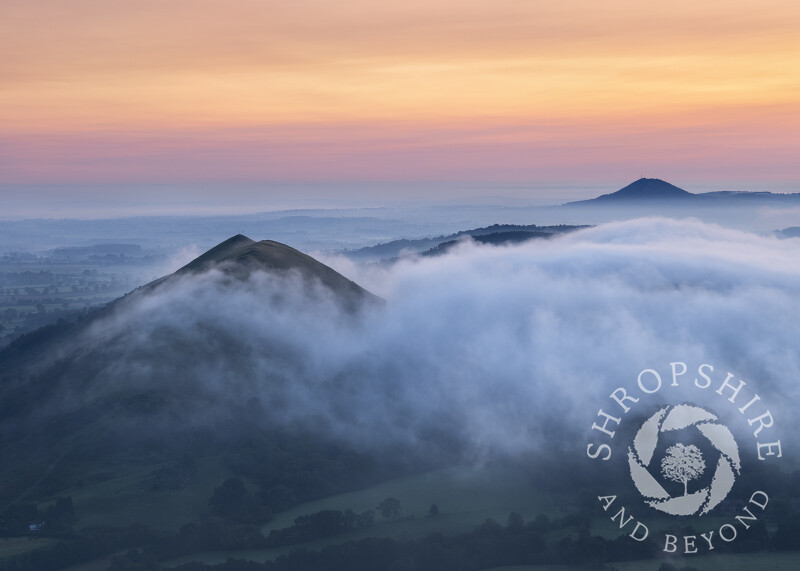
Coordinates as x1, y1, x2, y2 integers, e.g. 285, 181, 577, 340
627, 404, 741, 516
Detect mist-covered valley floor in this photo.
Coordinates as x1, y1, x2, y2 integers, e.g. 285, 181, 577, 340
0, 216, 799, 570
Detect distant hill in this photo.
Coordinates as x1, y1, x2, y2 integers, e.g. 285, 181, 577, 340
565, 178, 800, 206
343, 223, 588, 261
587, 178, 693, 202
775, 227, 800, 239
421, 230, 554, 256
49, 243, 143, 258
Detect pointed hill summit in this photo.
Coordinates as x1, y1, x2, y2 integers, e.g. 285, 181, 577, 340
143, 234, 381, 311
597, 178, 693, 200
567, 178, 695, 205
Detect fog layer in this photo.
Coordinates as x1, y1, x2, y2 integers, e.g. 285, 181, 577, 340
78, 217, 800, 461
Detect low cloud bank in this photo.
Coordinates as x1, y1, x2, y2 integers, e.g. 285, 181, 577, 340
79, 218, 800, 462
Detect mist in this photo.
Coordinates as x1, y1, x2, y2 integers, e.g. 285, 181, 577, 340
53, 217, 800, 466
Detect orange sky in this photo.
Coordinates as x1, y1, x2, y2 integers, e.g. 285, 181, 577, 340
2, 0, 799, 190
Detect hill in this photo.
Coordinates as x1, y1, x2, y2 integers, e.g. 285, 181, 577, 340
343, 223, 587, 262
566, 178, 694, 205
421, 230, 554, 257
0, 236, 392, 539
147, 234, 381, 312
0, 233, 613, 570
776, 227, 800, 239
565, 178, 800, 207
591, 177, 693, 201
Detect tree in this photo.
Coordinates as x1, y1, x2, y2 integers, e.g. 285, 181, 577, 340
428, 503, 439, 517
506, 512, 524, 529
661, 443, 705, 496
376, 497, 401, 519
356, 509, 375, 527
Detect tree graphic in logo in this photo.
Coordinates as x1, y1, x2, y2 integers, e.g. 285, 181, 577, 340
661, 443, 706, 497
628, 404, 740, 516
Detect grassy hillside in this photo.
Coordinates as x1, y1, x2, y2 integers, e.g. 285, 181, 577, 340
161, 464, 575, 567
63, 457, 234, 532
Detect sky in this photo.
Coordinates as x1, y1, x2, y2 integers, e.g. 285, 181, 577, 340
2, 1, 800, 209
